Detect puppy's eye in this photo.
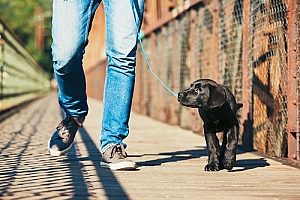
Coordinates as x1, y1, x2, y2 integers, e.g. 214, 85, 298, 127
194, 88, 200, 93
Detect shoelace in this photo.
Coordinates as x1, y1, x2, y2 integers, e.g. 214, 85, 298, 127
110, 144, 127, 159
56, 117, 76, 138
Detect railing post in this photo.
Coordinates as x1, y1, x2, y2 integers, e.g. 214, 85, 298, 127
287, 0, 300, 160
241, 0, 253, 149
212, 0, 219, 82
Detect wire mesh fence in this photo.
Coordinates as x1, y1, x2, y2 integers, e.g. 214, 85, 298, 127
250, 0, 288, 157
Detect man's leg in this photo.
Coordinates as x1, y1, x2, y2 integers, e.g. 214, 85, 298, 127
100, 0, 144, 169
48, 0, 100, 156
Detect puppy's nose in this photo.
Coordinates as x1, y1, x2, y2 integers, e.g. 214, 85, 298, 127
178, 92, 183, 99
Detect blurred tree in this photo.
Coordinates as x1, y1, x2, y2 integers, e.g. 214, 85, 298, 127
0, 0, 53, 75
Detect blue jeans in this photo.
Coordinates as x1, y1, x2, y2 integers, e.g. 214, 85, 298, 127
51, 0, 144, 153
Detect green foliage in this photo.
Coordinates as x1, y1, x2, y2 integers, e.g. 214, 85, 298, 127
0, 0, 53, 75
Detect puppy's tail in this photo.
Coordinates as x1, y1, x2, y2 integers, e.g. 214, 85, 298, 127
234, 103, 243, 113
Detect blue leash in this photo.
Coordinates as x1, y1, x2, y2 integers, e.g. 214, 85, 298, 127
131, 0, 178, 98
137, 33, 178, 98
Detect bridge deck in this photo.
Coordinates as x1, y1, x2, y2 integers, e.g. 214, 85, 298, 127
1, 92, 299, 199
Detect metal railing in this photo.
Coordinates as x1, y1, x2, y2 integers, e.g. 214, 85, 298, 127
0, 17, 50, 112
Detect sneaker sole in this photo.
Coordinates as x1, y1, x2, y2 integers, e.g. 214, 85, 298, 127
47, 139, 73, 156
100, 161, 137, 170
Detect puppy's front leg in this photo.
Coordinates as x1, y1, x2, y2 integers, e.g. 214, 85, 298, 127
222, 125, 239, 170
204, 131, 220, 171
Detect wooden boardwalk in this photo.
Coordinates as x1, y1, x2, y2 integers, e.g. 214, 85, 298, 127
0, 92, 300, 199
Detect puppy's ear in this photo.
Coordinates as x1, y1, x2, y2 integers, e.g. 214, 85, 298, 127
207, 85, 226, 108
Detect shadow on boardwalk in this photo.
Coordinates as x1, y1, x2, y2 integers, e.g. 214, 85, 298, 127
135, 148, 270, 172
78, 127, 130, 199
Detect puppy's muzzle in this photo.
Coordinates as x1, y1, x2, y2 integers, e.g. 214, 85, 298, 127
177, 91, 195, 107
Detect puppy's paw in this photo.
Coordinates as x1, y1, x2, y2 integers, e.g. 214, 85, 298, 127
221, 159, 235, 170
204, 163, 220, 171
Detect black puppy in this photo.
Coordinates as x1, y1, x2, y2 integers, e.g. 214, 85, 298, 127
177, 79, 243, 171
